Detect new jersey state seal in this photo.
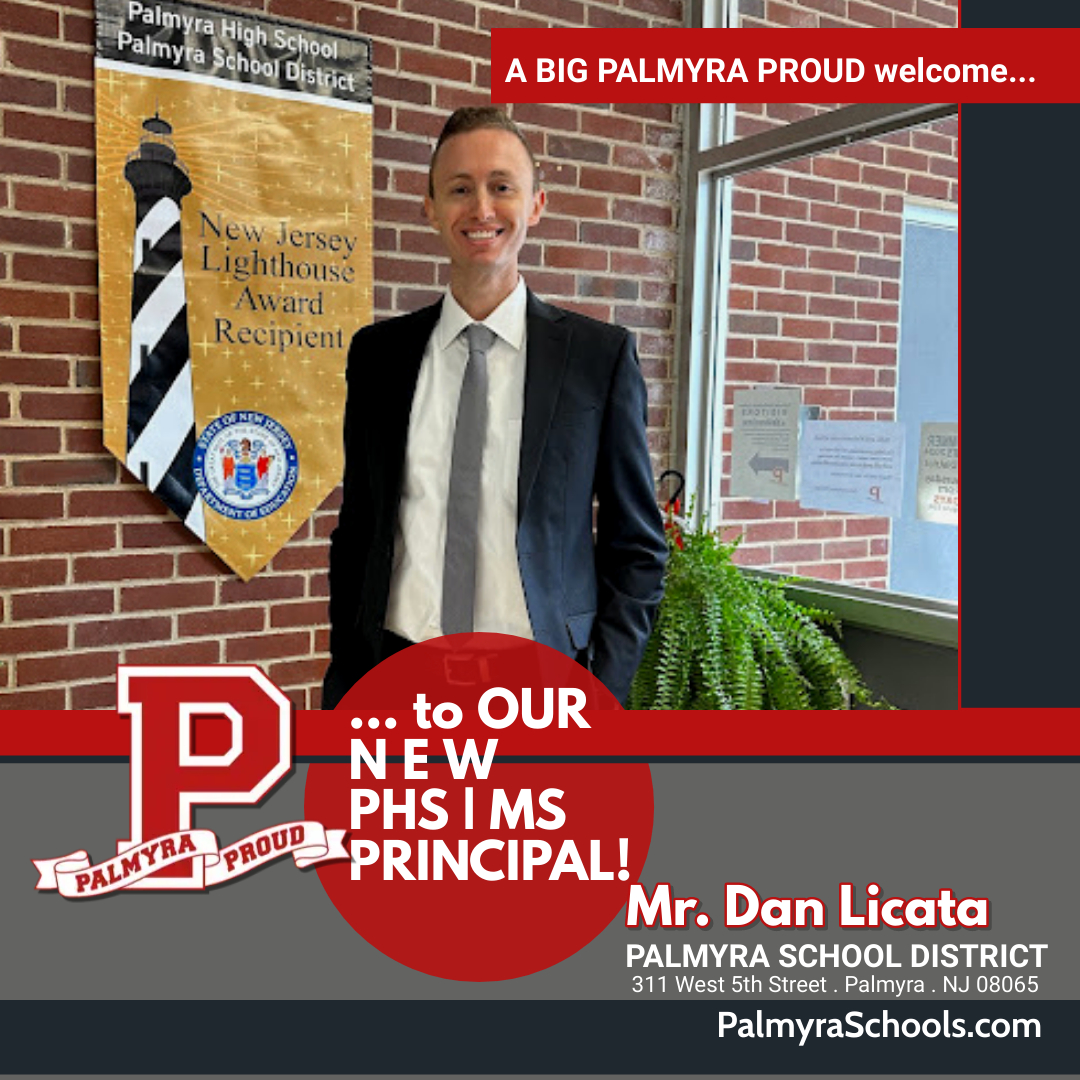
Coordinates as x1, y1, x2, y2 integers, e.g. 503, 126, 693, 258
193, 410, 299, 521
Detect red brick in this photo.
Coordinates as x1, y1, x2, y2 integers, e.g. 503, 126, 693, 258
778, 363, 829, 385
587, 5, 648, 26
837, 185, 882, 210
270, 545, 329, 572
748, 330, 803, 360
374, 256, 436, 284
73, 553, 173, 583
828, 365, 875, 386
744, 521, 797, 544
362, 6, 437, 42
75, 357, 101, 384
17, 391, 99, 426
758, 243, 807, 267
125, 641, 222, 665
843, 558, 889, 580
122, 521, 198, 549
613, 198, 671, 227
70, 681, 120, 708
615, 304, 671, 330
17, 650, 118, 687
733, 214, 783, 241
10, 522, 114, 555
268, 601, 326, 628
121, 581, 216, 612
268, 658, 327, 687
220, 575, 306, 604
757, 290, 806, 314
804, 387, 852, 409
809, 250, 856, 273
12, 588, 114, 620
0, 623, 69, 654
64, 427, 107, 453
13, 459, 116, 489
0, 492, 64, 519
6, 38, 91, 79
808, 296, 855, 319
834, 275, 879, 298
0, 357, 70, 387
178, 607, 266, 637
844, 517, 890, 537
13, 252, 97, 286
781, 318, 831, 339
853, 389, 895, 408
622, 0, 681, 18
732, 264, 783, 288
810, 203, 857, 228
797, 519, 845, 539
226, 630, 311, 662
0, 145, 61, 180
74, 615, 171, 648
5, 110, 93, 150
400, 48, 471, 83
67, 154, 96, 185
0, 287, 69, 319
0, 558, 67, 589
401, 0, 474, 24
579, 167, 640, 196
0, 686, 66, 708
906, 173, 951, 201
64, 83, 94, 115
267, 0, 352, 28
0, 425, 62, 454
0, 72, 57, 107
437, 23, 489, 55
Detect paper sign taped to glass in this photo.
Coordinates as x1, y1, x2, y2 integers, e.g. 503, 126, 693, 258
94, 0, 373, 578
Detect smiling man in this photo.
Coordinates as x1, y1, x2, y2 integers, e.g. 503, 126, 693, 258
322, 107, 667, 708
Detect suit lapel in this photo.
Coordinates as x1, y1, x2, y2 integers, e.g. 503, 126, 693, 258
372, 301, 441, 502
518, 291, 570, 521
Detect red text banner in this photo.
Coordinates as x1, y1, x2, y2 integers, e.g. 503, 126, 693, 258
490, 28, 1065, 104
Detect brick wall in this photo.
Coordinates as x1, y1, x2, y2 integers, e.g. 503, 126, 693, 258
717, 0, 958, 586
0, 0, 684, 708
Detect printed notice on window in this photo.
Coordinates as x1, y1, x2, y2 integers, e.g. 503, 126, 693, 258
916, 421, 958, 525
730, 388, 801, 500
798, 420, 905, 517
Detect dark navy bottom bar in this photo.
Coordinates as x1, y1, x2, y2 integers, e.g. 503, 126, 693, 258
2, 1000, 1074, 1074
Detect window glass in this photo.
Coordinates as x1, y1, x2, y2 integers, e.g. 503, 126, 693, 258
705, 118, 958, 603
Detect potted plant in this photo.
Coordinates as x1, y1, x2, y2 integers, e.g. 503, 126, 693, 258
628, 481, 888, 711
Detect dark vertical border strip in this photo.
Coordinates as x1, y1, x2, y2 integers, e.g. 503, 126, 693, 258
960, 1, 1078, 705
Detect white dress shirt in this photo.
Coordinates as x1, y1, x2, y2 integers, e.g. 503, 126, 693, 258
384, 279, 533, 642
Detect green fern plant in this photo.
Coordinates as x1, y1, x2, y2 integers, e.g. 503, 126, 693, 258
628, 508, 888, 710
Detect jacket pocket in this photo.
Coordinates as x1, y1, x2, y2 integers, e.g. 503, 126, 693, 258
566, 611, 595, 651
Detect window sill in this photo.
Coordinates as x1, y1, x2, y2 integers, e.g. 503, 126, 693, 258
750, 571, 959, 650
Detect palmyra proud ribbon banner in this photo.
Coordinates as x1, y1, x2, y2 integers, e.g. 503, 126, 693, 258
34, 821, 349, 897
95, 0, 373, 578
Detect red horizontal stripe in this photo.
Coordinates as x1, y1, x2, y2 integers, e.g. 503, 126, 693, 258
1, 709, 1076, 757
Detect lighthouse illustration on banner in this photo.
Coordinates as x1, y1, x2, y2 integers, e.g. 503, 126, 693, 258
123, 112, 205, 540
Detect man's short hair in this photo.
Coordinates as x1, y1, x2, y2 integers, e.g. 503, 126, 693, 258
428, 107, 539, 196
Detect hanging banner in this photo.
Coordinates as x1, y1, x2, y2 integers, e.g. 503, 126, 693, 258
94, 0, 373, 578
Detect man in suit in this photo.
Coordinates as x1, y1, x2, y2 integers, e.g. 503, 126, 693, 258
322, 107, 667, 709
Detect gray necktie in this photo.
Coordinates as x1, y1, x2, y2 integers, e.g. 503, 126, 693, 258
442, 322, 496, 634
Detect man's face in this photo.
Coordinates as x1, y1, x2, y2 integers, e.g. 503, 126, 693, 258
424, 127, 545, 286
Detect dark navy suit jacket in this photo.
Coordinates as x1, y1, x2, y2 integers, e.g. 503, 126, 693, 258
322, 291, 667, 708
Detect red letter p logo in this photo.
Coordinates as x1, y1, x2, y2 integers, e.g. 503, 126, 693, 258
118, 666, 292, 889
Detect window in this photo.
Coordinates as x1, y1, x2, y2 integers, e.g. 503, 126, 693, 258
675, 8, 958, 642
